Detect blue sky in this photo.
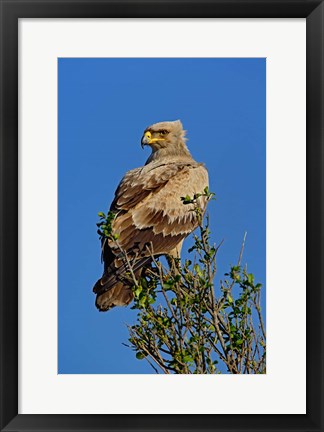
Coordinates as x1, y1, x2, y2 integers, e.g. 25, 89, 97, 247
58, 58, 266, 374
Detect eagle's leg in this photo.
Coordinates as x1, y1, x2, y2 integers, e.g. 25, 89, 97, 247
166, 240, 183, 273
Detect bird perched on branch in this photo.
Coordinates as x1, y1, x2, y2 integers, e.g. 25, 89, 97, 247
93, 120, 209, 311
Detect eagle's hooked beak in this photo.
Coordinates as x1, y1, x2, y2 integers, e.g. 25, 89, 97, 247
141, 130, 166, 149
141, 131, 151, 149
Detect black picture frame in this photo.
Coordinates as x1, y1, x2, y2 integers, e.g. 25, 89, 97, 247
1, 1, 323, 431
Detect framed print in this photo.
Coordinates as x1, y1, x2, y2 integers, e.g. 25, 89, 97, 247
0, 1, 323, 431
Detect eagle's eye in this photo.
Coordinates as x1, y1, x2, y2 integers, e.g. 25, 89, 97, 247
159, 129, 168, 136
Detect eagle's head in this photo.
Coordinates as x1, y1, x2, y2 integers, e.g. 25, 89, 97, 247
141, 120, 189, 157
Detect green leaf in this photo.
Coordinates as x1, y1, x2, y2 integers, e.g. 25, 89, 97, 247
136, 352, 146, 360
139, 297, 146, 307
247, 273, 254, 284
181, 195, 193, 204
227, 294, 234, 304
194, 264, 202, 276
134, 286, 142, 297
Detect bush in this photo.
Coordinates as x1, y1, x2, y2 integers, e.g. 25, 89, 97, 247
98, 191, 266, 374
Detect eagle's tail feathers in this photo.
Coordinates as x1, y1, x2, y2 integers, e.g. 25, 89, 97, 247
93, 256, 152, 311
95, 282, 134, 312
93, 256, 152, 296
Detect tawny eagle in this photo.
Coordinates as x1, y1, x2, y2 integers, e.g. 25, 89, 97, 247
93, 120, 209, 311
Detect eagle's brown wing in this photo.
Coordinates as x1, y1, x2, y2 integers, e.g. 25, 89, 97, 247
111, 162, 208, 253
93, 161, 208, 311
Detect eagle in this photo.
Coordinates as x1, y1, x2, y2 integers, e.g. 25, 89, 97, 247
93, 120, 209, 311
